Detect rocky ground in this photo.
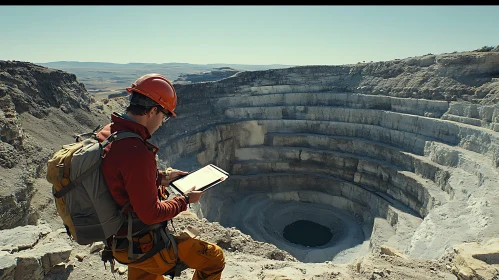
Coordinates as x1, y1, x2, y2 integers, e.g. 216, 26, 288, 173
39, 211, 458, 280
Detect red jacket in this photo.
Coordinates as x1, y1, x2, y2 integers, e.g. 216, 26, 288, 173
96, 112, 187, 225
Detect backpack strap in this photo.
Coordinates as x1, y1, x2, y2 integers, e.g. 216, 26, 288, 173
127, 211, 134, 260
74, 124, 102, 142
101, 130, 143, 149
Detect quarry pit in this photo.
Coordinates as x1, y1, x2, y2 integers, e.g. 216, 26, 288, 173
155, 69, 499, 265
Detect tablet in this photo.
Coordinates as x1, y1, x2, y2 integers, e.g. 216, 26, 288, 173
169, 164, 229, 195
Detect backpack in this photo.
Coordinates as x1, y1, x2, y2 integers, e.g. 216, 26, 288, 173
46, 128, 141, 245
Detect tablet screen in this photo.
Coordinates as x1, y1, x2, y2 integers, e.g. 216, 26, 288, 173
169, 164, 229, 194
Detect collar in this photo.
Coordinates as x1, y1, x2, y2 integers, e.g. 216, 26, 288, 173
119, 112, 136, 122
110, 112, 152, 140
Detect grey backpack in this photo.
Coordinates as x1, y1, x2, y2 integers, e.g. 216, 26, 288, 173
47, 129, 141, 245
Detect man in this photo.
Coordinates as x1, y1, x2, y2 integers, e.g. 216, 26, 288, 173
96, 73, 225, 280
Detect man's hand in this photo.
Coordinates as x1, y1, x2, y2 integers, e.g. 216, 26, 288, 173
183, 186, 205, 204
168, 169, 189, 181
162, 168, 188, 185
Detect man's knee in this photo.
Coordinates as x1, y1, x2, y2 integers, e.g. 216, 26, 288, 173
211, 243, 225, 268
200, 241, 225, 270
178, 239, 225, 272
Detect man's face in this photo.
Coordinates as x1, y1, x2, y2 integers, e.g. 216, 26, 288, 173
147, 106, 172, 135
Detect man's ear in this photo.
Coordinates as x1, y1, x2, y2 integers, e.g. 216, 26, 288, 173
148, 106, 158, 117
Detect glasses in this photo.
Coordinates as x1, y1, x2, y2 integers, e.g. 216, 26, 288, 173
158, 107, 173, 123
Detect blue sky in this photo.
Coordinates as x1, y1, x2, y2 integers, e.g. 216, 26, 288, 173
1, 5, 498, 66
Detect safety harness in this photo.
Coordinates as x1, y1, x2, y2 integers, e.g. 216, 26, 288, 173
101, 211, 189, 279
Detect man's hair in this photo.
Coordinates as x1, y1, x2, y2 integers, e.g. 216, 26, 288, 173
126, 92, 161, 116
126, 104, 152, 116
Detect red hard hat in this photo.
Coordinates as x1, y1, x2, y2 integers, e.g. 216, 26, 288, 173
126, 73, 177, 117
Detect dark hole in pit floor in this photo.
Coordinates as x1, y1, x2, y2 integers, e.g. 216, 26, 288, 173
283, 219, 333, 247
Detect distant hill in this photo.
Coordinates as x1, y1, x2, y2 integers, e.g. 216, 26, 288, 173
37, 61, 295, 99
173, 67, 241, 84
38, 61, 294, 70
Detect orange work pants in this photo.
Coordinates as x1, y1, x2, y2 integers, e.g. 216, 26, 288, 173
112, 232, 225, 280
